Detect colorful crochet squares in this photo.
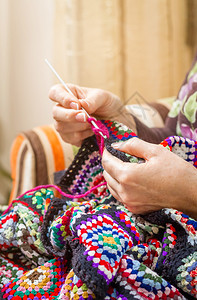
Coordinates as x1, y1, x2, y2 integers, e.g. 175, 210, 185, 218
0, 120, 197, 299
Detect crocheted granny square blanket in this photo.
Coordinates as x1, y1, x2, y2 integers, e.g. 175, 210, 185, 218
0, 120, 197, 300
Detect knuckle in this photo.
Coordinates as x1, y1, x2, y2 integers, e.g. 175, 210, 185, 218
48, 88, 55, 100
61, 96, 68, 107
95, 88, 103, 96
66, 83, 75, 90
157, 144, 166, 153
117, 166, 130, 184
119, 192, 129, 205
152, 144, 165, 157
117, 172, 128, 185
48, 84, 59, 99
52, 105, 57, 119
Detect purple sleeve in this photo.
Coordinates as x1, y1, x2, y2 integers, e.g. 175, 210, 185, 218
132, 103, 177, 144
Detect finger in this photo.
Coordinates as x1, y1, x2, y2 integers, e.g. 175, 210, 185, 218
49, 84, 80, 108
60, 129, 94, 145
53, 104, 79, 121
112, 137, 161, 160
54, 121, 91, 134
102, 149, 134, 183
103, 171, 121, 202
53, 105, 89, 124
107, 185, 122, 203
75, 112, 88, 122
103, 169, 120, 186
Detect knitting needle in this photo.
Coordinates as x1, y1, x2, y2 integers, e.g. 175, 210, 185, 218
45, 59, 107, 139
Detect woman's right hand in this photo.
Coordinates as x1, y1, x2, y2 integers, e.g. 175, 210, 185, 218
49, 84, 122, 146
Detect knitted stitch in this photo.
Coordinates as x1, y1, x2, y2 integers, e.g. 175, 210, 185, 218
0, 120, 196, 299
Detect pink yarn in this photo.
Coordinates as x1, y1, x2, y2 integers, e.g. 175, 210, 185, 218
88, 117, 109, 154
2, 182, 107, 215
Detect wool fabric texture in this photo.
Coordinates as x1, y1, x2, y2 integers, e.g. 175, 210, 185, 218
0, 120, 197, 300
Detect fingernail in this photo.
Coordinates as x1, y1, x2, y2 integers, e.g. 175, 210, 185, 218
76, 112, 86, 122
111, 142, 123, 149
70, 102, 79, 110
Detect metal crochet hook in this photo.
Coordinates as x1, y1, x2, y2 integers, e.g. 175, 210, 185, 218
45, 59, 107, 139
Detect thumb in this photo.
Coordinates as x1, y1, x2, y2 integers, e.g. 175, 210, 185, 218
112, 137, 160, 160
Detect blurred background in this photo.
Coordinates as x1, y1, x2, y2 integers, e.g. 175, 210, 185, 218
0, 0, 197, 204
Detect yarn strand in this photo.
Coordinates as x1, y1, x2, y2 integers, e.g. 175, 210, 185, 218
2, 182, 107, 215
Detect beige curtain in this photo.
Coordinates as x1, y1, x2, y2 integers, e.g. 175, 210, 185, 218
54, 0, 197, 104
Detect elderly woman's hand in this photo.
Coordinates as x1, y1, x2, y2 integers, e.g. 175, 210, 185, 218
49, 84, 123, 147
102, 138, 197, 217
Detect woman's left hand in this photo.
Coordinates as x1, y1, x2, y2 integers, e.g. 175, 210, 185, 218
102, 138, 197, 217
